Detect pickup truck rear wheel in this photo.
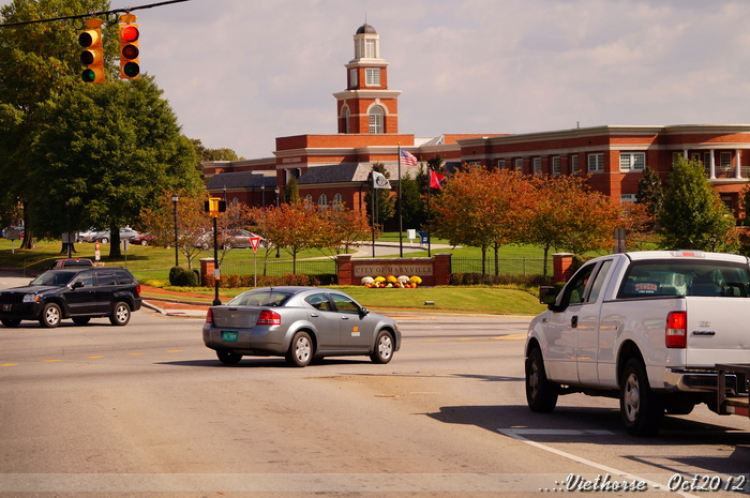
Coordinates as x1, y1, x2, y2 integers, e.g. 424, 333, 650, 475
525, 347, 558, 412
620, 358, 664, 436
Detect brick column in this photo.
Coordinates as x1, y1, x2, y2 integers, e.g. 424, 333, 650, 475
433, 253, 452, 286
200, 258, 215, 287
336, 254, 353, 286
552, 253, 574, 283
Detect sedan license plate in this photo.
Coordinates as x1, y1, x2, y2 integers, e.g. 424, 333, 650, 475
221, 331, 238, 342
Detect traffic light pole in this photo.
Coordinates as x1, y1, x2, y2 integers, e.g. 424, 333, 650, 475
213, 216, 221, 306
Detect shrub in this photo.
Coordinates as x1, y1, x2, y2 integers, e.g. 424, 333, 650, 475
169, 266, 199, 287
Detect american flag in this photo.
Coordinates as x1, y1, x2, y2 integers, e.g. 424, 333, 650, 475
400, 149, 418, 167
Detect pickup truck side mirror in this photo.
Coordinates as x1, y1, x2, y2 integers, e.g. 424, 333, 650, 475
540, 285, 568, 312
539, 286, 558, 305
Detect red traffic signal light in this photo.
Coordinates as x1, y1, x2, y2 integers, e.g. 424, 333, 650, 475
79, 21, 104, 84
119, 15, 140, 79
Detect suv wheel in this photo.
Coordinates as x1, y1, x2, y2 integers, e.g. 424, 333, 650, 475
109, 302, 131, 326
40, 303, 62, 328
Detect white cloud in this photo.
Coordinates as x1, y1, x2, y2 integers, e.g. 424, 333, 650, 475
111, 0, 750, 157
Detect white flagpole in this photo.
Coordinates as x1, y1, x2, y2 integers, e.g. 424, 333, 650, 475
398, 146, 403, 257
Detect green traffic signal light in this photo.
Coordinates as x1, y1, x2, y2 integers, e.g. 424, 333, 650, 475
81, 69, 97, 83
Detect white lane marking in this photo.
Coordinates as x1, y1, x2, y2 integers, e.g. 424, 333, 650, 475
498, 428, 701, 498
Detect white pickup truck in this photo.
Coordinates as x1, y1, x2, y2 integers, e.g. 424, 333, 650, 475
525, 250, 750, 436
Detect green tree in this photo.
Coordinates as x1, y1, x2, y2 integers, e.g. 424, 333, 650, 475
636, 166, 664, 221
0, 0, 117, 248
28, 77, 203, 258
398, 171, 427, 230
285, 176, 300, 204
659, 158, 736, 252
364, 163, 395, 231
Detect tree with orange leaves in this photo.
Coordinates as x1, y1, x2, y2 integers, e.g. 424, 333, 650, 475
432, 166, 534, 278
525, 175, 620, 275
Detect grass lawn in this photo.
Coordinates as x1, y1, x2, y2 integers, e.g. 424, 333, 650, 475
0, 234, 553, 315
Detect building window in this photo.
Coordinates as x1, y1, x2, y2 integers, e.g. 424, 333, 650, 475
588, 153, 604, 173
343, 107, 350, 134
672, 152, 683, 166
619, 152, 645, 172
552, 156, 561, 175
621, 194, 638, 203
533, 157, 542, 175
514, 158, 523, 174
365, 39, 376, 58
333, 194, 343, 211
720, 151, 732, 169
571, 155, 579, 173
497, 159, 506, 170
349, 69, 357, 88
318, 194, 328, 211
691, 152, 701, 163
369, 106, 384, 134
705, 152, 712, 168
365, 68, 380, 86
303, 195, 314, 210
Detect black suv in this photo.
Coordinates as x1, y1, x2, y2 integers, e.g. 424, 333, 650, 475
0, 267, 142, 328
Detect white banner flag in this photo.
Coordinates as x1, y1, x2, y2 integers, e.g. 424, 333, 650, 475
372, 171, 391, 189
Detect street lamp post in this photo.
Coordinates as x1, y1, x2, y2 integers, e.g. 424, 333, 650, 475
171, 193, 179, 267
275, 186, 281, 258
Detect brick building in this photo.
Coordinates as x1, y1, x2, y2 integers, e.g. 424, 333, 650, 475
204, 24, 750, 217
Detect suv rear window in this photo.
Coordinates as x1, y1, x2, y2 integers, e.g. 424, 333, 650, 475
618, 260, 750, 298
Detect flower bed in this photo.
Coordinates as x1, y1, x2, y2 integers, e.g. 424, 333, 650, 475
361, 275, 422, 288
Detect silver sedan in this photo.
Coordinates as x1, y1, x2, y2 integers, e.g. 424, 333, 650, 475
202, 287, 401, 367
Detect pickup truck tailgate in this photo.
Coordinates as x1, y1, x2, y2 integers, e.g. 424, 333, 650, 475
686, 297, 750, 367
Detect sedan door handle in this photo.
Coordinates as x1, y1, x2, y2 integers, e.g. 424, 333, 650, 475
310, 313, 319, 318
341, 316, 349, 320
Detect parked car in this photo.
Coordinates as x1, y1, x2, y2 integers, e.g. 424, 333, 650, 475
131, 233, 156, 246
0, 267, 142, 328
203, 287, 401, 367
93, 227, 140, 244
1, 226, 24, 239
49, 258, 94, 270
76, 228, 101, 243
196, 229, 266, 250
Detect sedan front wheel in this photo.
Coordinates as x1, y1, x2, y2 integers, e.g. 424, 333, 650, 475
370, 330, 394, 364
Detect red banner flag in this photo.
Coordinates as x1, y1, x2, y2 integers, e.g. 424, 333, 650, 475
429, 170, 446, 189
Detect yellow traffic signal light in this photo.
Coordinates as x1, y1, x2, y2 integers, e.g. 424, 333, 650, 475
204, 198, 227, 217
79, 19, 104, 84
119, 14, 140, 79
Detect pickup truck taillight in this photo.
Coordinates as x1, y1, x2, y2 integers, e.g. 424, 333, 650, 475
666, 311, 687, 348
257, 310, 281, 326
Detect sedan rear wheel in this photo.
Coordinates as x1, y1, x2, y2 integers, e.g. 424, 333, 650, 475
370, 330, 394, 364
286, 331, 313, 367
217, 350, 243, 365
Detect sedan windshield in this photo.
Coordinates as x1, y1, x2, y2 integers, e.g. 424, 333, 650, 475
30, 271, 75, 287
228, 289, 293, 307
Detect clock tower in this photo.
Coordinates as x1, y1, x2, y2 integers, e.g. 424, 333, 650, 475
333, 24, 402, 134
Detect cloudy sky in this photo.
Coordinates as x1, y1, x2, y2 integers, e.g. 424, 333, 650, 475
128, 0, 750, 159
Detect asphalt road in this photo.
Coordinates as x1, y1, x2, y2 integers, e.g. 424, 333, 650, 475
1, 275, 749, 497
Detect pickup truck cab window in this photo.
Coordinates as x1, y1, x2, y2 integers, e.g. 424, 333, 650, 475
618, 259, 750, 299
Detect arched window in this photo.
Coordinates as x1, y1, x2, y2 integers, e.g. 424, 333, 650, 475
332, 194, 343, 211
343, 107, 351, 134
303, 195, 314, 211
318, 194, 328, 211
369, 106, 384, 134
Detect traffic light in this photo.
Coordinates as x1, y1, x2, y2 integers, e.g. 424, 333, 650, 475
119, 14, 140, 79
205, 198, 227, 217
79, 19, 104, 84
